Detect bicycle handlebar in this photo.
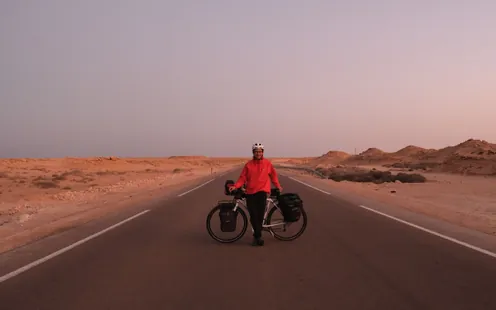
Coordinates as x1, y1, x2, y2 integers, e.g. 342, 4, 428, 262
229, 187, 281, 199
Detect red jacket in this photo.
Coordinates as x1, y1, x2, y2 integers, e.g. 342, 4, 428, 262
234, 158, 281, 194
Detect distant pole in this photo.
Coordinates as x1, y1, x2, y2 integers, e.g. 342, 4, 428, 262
354, 148, 356, 155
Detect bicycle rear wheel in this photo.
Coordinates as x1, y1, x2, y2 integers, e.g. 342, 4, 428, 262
266, 206, 307, 241
206, 204, 248, 243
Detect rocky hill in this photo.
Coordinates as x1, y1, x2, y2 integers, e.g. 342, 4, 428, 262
306, 139, 496, 175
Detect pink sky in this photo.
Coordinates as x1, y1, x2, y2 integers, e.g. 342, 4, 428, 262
1, 1, 495, 157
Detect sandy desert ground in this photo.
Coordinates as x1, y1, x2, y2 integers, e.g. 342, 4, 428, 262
273, 138, 496, 237
0, 156, 246, 253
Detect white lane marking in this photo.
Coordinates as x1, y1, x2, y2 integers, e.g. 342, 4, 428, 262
176, 168, 238, 198
287, 176, 332, 195
177, 179, 215, 197
217, 171, 230, 178
0, 209, 150, 284
358, 204, 496, 259
286, 175, 496, 260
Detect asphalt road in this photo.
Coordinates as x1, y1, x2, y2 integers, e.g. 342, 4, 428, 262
0, 171, 495, 310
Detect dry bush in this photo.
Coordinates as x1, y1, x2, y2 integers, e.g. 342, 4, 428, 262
172, 167, 193, 174
93, 170, 126, 176
51, 170, 85, 181
395, 172, 427, 183
327, 169, 426, 184
52, 174, 67, 181
145, 169, 161, 173
315, 167, 327, 174
96, 170, 115, 176
385, 162, 440, 171
33, 180, 59, 189
75, 177, 95, 183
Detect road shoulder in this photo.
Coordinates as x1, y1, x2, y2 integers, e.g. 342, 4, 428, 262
280, 170, 496, 256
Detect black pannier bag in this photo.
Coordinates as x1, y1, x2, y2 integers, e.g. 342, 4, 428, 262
218, 201, 238, 232
224, 180, 235, 195
277, 193, 303, 222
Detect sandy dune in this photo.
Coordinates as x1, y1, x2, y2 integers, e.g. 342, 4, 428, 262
295, 138, 496, 176
0, 156, 246, 253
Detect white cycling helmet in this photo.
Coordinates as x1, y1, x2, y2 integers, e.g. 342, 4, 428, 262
252, 143, 264, 151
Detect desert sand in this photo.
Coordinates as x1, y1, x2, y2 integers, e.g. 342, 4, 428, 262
0, 156, 246, 253
273, 138, 496, 237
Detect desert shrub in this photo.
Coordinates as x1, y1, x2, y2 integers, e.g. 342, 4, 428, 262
75, 177, 95, 183
328, 169, 426, 184
52, 174, 67, 181
33, 180, 59, 188
394, 173, 426, 183
172, 168, 193, 174
145, 169, 161, 173
411, 162, 440, 170
386, 162, 439, 171
315, 167, 328, 174
327, 174, 344, 182
371, 170, 395, 183
328, 170, 391, 183
52, 170, 85, 181
96, 170, 115, 176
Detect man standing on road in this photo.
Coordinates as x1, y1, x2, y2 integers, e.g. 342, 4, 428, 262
229, 143, 283, 246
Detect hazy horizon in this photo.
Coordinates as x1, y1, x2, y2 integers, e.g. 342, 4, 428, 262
1, 1, 495, 158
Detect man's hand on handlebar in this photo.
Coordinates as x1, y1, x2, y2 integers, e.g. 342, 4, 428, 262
230, 186, 281, 193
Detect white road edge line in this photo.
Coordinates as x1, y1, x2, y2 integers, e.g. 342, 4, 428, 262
217, 171, 230, 178
177, 178, 215, 197
357, 204, 496, 259
176, 168, 236, 197
288, 176, 331, 195
287, 176, 496, 260
0, 209, 151, 284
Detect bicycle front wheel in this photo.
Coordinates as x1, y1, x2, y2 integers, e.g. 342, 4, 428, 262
266, 206, 307, 241
206, 204, 248, 243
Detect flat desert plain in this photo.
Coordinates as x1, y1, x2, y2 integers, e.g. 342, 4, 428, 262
0, 156, 246, 253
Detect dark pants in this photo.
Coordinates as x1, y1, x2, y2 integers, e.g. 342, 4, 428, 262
245, 191, 268, 239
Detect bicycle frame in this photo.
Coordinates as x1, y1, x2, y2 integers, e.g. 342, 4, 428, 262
232, 195, 286, 233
